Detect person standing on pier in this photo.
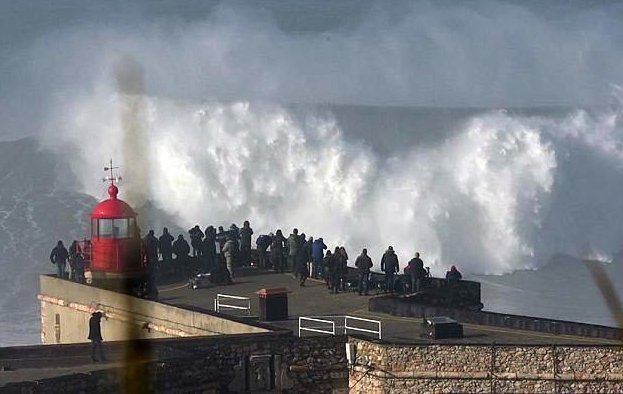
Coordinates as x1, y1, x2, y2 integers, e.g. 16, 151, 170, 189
173, 234, 190, 277
158, 228, 174, 264
50, 240, 69, 279
408, 252, 426, 293
287, 228, 299, 274
311, 238, 327, 279
88, 311, 106, 362
355, 248, 373, 296
203, 226, 217, 272
222, 235, 235, 283
381, 246, 399, 293
188, 225, 204, 258
240, 220, 253, 266
256, 233, 272, 269
270, 229, 286, 273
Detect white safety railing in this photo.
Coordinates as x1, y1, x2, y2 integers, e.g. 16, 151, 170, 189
344, 315, 382, 340
214, 293, 251, 316
298, 316, 336, 337
298, 315, 382, 339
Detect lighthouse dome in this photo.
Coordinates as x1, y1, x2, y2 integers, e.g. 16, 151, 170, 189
90, 184, 136, 219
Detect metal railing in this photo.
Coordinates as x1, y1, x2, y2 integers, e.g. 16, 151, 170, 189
298, 316, 336, 337
344, 316, 382, 339
214, 293, 251, 316
298, 315, 382, 339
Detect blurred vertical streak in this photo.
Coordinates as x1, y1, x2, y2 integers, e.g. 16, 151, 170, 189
584, 262, 623, 340
115, 55, 152, 393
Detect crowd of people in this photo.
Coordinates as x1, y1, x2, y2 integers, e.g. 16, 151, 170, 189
50, 219, 464, 295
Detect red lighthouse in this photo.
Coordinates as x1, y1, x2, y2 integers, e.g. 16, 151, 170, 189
87, 161, 145, 282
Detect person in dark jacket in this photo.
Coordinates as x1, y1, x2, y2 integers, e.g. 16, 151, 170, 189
446, 265, 463, 283
50, 240, 69, 279
256, 234, 272, 269
158, 228, 174, 263
355, 248, 373, 296
311, 238, 327, 279
143, 230, 159, 273
407, 252, 426, 293
203, 226, 217, 272
73, 252, 86, 284
88, 311, 105, 362
287, 228, 299, 273
324, 250, 339, 294
172, 234, 191, 276
239, 220, 253, 266
338, 247, 349, 291
330, 247, 345, 293
188, 225, 204, 257
380, 246, 399, 293
270, 229, 286, 273
68, 240, 82, 282
297, 236, 312, 286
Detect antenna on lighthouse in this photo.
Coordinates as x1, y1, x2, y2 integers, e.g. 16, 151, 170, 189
103, 159, 123, 185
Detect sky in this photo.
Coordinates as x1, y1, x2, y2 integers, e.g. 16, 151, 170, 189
1, 1, 623, 141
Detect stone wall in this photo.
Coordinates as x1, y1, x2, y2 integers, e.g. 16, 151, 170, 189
348, 338, 623, 393
3, 334, 349, 393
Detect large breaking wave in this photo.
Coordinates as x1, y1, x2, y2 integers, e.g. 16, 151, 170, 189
45, 93, 623, 275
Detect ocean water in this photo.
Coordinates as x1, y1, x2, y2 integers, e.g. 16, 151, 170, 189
1, 1, 623, 344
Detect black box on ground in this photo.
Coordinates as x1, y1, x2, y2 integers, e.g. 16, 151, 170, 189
421, 316, 464, 339
257, 288, 289, 321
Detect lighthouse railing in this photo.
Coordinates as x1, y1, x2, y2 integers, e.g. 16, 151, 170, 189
214, 293, 252, 316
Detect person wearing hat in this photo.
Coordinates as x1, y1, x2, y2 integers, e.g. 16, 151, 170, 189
380, 246, 400, 293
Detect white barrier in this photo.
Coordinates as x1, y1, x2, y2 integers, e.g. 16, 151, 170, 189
344, 316, 382, 339
214, 293, 251, 316
298, 316, 336, 337
298, 315, 382, 339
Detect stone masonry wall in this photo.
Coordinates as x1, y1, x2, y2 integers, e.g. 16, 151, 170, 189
3, 335, 348, 394
349, 338, 623, 393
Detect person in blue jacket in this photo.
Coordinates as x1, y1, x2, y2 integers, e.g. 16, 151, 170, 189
311, 237, 327, 279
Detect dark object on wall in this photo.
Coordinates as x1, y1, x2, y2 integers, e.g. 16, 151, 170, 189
246, 354, 275, 391
421, 316, 464, 339
257, 288, 289, 321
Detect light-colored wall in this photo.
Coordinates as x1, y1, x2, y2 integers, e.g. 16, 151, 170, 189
348, 338, 623, 393
39, 275, 270, 344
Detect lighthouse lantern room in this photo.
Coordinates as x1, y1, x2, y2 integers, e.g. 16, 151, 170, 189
88, 161, 144, 278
